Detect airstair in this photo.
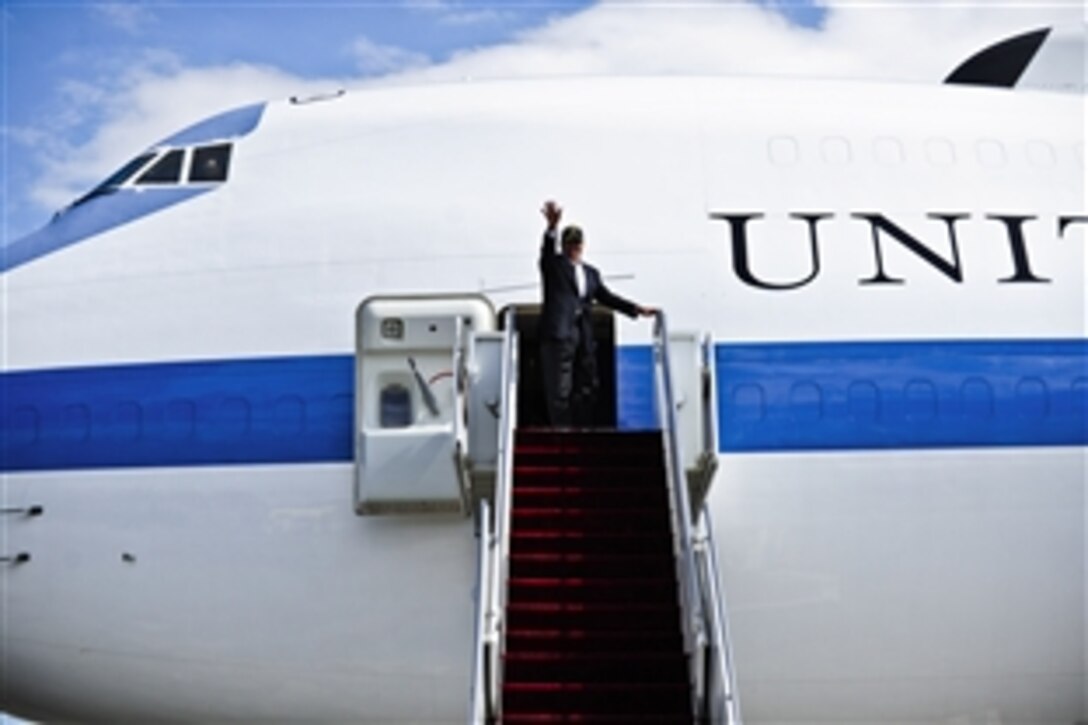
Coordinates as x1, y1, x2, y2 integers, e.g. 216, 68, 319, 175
350, 295, 741, 723
501, 429, 691, 722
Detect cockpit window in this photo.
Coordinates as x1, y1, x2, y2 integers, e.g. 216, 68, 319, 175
137, 149, 185, 185
103, 153, 157, 187
66, 141, 232, 214
71, 152, 156, 207
190, 144, 232, 182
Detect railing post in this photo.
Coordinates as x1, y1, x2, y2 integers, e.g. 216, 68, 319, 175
699, 508, 744, 724
453, 316, 472, 515
469, 499, 492, 724
469, 309, 519, 725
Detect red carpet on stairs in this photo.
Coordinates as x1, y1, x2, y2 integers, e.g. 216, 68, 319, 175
502, 429, 694, 724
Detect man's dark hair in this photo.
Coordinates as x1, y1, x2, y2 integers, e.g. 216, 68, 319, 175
561, 225, 584, 250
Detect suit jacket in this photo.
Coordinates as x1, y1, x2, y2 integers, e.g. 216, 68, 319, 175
538, 229, 639, 342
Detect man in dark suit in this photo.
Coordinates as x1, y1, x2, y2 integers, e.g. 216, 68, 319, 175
538, 200, 654, 427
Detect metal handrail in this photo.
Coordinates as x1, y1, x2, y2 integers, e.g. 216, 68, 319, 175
651, 311, 708, 715
468, 498, 493, 724
452, 317, 472, 514
491, 309, 518, 718
469, 307, 519, 724
697, 509, 743, 724
654, 313, 743, 723
697, 334, 742, 723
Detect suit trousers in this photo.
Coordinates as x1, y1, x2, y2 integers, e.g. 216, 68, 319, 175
540, 317, 599, 427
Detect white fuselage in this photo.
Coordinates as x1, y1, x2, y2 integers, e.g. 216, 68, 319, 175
2, 76, 1086, 723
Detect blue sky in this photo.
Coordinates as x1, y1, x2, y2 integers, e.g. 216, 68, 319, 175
1, 3, 569, 235
1, 1, 1074, 244
0, 0, 830, 242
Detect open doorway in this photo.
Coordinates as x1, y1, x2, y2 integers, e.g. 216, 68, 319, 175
500, 304, 617, 429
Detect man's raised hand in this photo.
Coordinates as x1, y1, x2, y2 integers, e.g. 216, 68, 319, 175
542, 200, 562, 229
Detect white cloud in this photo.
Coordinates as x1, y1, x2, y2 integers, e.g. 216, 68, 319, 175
92, 3, 157, 35
387, 0, 1080, 84
406, 0, 516, 26
440, 9, 515, 26
349, 36, 431, 75
12, 0, 1083, 229
20, 63, 351, 212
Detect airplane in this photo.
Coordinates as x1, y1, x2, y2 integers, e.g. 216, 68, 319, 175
1, 24, 1085, 724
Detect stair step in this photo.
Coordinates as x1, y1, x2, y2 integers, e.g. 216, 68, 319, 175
507, 601, 681, 631
504, 651, 689, 684
513, 450, 665, 469
504, 429, 690, 722
514, 486, 668, 509
514, 466, 667, 488
502, 681, 691, 716
515, 429, 663, 449
502, 715, 690, 724
508, 577, 678, 604
513, 508, 671, 534
510, 530, 673, 555
510, 552, 675, 579
506, 628, 684, 654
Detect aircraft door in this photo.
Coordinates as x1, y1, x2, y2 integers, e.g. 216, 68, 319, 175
354, 295, 496, 514
501, 304, 617, 429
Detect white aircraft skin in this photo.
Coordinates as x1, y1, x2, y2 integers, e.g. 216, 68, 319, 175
1, 73, 1085, 723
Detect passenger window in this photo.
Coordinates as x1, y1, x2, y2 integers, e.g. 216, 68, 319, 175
190, 144, 232, 182
379, 384, 413, 428
137, 150, 185, 184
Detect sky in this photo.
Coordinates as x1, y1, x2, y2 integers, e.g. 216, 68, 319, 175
1, 0, 1083, 245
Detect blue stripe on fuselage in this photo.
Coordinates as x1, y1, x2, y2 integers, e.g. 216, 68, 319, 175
712, 340, 1088, 451
2, 340, 1086, 472
1, 356, 354, 472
